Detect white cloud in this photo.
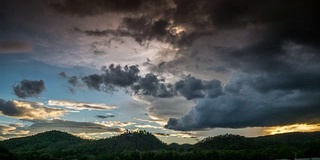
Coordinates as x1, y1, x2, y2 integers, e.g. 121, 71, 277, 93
97, 121, 136, 127
0, 124, 30, 140
48, 100, 117, 110
132, 96, 195, 126
0, 99, 67, 120
135, 124, 163, 129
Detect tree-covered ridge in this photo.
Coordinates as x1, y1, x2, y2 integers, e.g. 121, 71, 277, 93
0, 130, 87, 153
77, 130, 167, 154
196, 134, 255, 150
0, 130, 320, 160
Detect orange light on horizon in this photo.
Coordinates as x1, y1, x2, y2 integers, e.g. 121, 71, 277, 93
264, 123, 320, 135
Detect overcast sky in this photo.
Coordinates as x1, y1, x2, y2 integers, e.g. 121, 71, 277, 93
1, 0, 320, 144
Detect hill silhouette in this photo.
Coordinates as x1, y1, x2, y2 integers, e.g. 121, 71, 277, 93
0, 130, 86, 153
0, 130, 320, 160
195, 134, 255, 150
78, 130, 166, 154
0, 130, 167, 159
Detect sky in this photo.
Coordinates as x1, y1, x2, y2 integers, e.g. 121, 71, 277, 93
1, 0, 320, 144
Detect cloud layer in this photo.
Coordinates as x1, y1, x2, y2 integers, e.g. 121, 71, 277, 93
27, 119, 123, 134
0, 99, 66, 120
2, 0, 320, 135
48, 100, 117, 110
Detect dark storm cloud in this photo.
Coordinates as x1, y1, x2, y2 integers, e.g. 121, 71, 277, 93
209, 0, 320, 45
50, 0, 160, 16
82, 74, 104, 90
225, 72, 320, 94
48, 0, 320, 53
175, 75, 223, 100
82, 64, 139, 91
175, 75, 206, 100
161, 0, 320, 130
74, 17, 174, 46
13, 80, 45, 98
165, 71, 320, 131
0, 41, 32, 53
80, 64, 176, 97
102, 64, 140, 87
69, 0, 319, 69
79, 65, 223, 99
206, 79, 223, 98
204, 0, 320, 74
122, 17, 173, 44
132, 73, 176, 98
60, 0, 207, 47
51, 0, 320, 131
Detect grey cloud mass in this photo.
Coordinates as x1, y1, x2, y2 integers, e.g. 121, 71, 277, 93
132, 73, 176, 98
16, 0, 320, 131
50, 0, 161, 16
13, 80, 45, 99
165, 72, 320, 130
79, 64, 176, 98
57, 0, 320, 73
76, 65, 224, 99
82, 64, 140, 91
175, 75, 223, 100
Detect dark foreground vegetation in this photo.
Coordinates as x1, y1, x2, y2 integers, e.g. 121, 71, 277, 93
0, 130, 320, 160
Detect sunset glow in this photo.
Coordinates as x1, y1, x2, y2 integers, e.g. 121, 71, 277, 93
265, 124, 320, 135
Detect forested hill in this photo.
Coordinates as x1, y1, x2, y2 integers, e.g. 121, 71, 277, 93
0, 130, 166, 153
0, 130, 320, 160
0, 130, 87, 153
195, 132, 320, 150
77, 130, 167, 154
